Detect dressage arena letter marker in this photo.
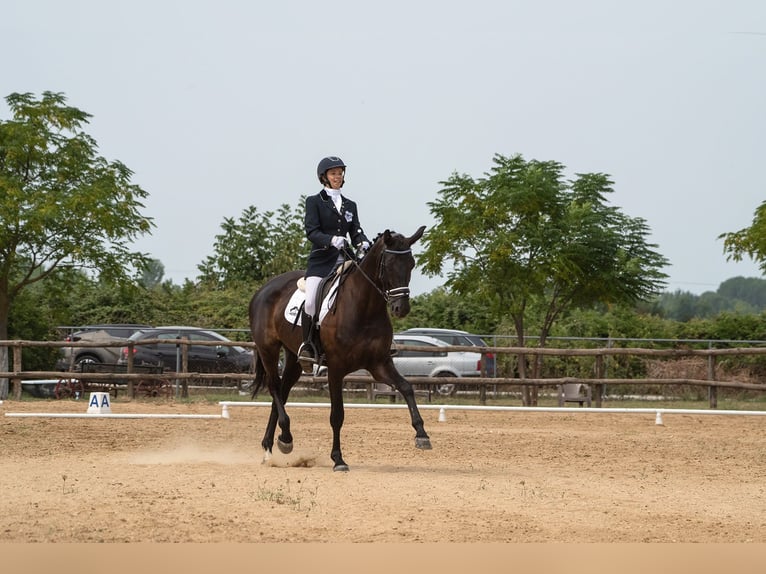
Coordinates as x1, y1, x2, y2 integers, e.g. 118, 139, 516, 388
87, 392, 112, 414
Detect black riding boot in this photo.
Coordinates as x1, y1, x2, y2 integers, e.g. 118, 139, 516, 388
297, 311, 317, 374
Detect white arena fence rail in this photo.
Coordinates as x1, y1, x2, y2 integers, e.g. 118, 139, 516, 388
217, 401, 766, 427
4, 412, 223, 419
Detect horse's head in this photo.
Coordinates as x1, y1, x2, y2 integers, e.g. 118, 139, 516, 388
365, 225, 426, 318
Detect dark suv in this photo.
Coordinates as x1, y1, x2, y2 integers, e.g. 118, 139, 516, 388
117, 326, 254, 379
57, 324, 152, 370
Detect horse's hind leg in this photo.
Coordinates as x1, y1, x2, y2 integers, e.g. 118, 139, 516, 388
257, 352, 295, 462
327, 376, 350, 472
261, 386, 293, 458
250, 357, 278, 460
272, 355, 302, 454
261, 403, 280, 460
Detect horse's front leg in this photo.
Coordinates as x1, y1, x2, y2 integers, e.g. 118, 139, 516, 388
327, 375, 349, 472
371, 361, 432, 450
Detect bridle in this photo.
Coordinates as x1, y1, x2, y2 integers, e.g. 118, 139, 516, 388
377, 248, 413, 302
342, 244, 413, 303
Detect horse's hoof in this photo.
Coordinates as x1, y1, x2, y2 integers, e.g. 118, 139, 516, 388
415, 437, 432, 450
277, 438, 293, 454
333, 463, 350, 472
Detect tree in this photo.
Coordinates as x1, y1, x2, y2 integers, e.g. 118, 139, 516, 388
720, 200, 766, 273
139, 258, 165, 289
0, 91, 153, 398
197, 202, 308, 289
418, 154, 668, 402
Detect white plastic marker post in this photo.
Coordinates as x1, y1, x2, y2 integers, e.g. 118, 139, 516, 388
86, 392, 111, 414
438, 407, 447, 422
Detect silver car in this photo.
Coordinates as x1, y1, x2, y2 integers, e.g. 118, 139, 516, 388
316, 334, 481, 396
392, 334, 481, 396
398, 327, 496, 376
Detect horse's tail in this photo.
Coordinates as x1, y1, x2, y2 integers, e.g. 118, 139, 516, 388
250, 351, 265, 399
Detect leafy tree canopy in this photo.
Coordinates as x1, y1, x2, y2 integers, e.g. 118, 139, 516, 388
0, 92, 154, 299
720, 200, 766, 273
196, 202, 308, 289
418, 153, 669, 347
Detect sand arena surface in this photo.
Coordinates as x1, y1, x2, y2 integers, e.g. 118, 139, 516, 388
1, 398, 765, 543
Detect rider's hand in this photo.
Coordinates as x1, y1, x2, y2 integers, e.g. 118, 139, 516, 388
355, 241, 370, 259
331, 236, 347, 250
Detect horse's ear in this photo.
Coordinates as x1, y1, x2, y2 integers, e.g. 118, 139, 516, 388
408, 225, 426, 245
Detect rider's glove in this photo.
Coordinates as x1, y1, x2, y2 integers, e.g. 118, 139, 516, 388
331, 236, 347, 250
355, 241, 371, 260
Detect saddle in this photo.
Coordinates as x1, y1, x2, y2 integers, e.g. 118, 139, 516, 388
296, 260, 355, 320
286, 260, 355, 329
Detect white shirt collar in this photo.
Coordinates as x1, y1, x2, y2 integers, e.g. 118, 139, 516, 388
325, 188, 343, 211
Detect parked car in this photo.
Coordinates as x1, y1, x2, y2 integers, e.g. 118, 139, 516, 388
56, 324, 153, 370
392, 334, 481, 395
398, 328, 496, 376
315, 333, 481, 396
117, 326, 254, 382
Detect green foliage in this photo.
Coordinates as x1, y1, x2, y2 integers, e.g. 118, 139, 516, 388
552, 305, 679, 341
650, 277, 766, 320
418, 153, 669, 347
140, 259, 165, 289
676, 312, 766, 342
197, 202, 308, 288
392, 287, 500, 334
0, 92, 154, 288
717, 276, 766, 308
0, 92, 153, 331
8, 278, 62, 369
179, 281, 254, 333
720, 200, 766, 272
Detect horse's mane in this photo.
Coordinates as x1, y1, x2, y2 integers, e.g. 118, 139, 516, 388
366, 230, 395, 259
348, 230, 394, 278
370, 229, 404, 246
371, 231, 387, 244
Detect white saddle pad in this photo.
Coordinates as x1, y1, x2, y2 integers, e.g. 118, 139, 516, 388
284, 276, 340, 326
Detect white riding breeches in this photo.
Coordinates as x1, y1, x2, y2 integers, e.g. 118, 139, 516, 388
303, 276, 323, 316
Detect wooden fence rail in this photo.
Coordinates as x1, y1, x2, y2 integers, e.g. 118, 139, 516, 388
2, 339, 766, 406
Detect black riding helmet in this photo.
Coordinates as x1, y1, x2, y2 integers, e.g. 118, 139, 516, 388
317, 156, 346, 187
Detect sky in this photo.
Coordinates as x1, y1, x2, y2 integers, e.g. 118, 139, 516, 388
3, 0, 765, 296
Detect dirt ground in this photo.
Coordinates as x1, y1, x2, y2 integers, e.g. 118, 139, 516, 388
1, 397, 765, 543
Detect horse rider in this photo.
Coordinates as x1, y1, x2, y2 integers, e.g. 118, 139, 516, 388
297, 156, 370, 373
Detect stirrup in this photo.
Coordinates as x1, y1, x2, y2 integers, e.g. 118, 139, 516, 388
297, 343, 317, 374
298, 342, 316, 359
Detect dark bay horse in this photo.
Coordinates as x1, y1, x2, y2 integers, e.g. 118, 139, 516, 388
248, 226, 431, 471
